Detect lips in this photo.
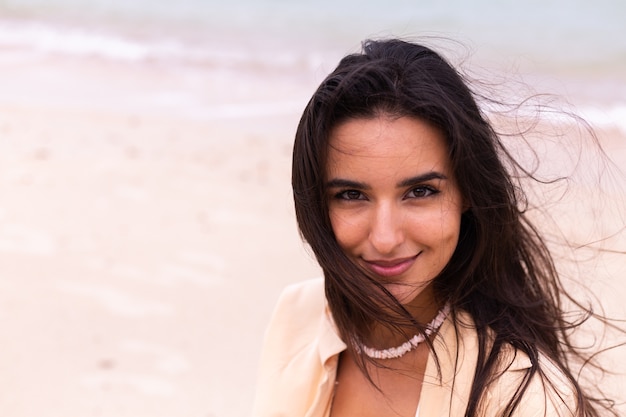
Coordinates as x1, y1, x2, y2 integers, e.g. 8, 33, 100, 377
362, 255, 418, 278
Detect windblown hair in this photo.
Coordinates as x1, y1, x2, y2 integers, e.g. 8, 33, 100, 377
291, 39, 616, 416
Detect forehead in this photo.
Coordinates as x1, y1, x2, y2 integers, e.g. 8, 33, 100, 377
326, 116, 451, 175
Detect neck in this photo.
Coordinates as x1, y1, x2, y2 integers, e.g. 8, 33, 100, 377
367, 284, 442, 349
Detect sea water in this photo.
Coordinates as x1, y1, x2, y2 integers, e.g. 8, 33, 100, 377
0, 0, 624, 130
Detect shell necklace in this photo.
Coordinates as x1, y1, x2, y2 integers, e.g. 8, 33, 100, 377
360, 303, 451, 360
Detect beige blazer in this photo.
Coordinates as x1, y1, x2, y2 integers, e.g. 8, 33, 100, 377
252, 278, 576, 417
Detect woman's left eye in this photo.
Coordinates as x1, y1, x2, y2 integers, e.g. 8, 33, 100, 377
406, 186, 437, 198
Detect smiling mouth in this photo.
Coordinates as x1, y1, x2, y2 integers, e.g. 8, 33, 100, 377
362, 255, 418, 278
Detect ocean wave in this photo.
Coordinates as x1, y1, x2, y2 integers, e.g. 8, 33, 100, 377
579, 105, 626, 135
0, 19, 188, 61
0, 18, 327, 73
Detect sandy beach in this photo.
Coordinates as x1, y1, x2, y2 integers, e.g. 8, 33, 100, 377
1, 22, 626, 417
0, 52, 324, 416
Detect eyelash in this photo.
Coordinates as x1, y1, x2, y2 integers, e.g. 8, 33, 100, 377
334, 190, 366, 200
406, 185, 439, 198
333, 186, 439, 201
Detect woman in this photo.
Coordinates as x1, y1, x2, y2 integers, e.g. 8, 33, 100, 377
253, 39, 619, 417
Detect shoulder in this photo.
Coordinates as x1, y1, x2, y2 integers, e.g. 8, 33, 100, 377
256, 277, 330, 369
485, 343, 578, 417
252, 278, 341, 417
276, 277, 326, 311
268, 278, 326, 337
450, 313, 578, 416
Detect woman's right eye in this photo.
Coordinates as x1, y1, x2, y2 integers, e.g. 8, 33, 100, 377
336, 190, 365, 200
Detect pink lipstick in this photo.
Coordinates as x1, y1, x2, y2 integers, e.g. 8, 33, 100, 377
363, 255, 418, 278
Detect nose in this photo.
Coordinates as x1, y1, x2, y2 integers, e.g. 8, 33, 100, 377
368, 202, 405, 255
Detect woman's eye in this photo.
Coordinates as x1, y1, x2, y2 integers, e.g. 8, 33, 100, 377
407, 186, 437, 198
337, 190, 365, 200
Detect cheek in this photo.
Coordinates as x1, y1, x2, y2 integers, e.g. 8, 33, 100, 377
438, 216, 462, 256
419, 209, 462, 254
329, 210, 365, 253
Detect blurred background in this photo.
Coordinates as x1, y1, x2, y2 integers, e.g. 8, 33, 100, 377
0, 1, 625, 416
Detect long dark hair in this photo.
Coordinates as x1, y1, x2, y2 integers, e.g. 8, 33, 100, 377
292, 38, 618, 416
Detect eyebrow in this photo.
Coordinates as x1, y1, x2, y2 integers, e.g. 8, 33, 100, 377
325, 178, 370, 190
325, 172, 448, 189
398, 172, 448, 187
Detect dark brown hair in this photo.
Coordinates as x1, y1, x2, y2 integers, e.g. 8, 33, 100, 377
292, 39, 618, 416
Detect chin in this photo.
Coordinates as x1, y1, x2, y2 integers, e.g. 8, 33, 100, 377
385, 284, 421, 305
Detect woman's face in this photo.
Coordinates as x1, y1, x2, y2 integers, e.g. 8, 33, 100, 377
326, 115, 465, 304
